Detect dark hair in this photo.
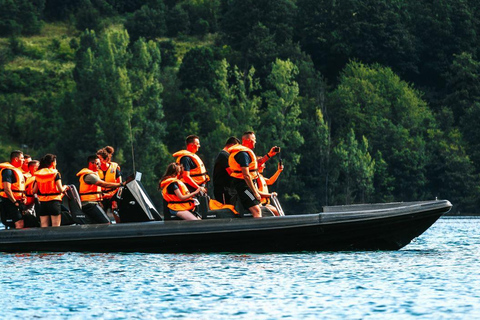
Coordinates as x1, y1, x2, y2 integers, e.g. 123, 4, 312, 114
96, 148, 110, 161
28, 160, 39, 167
10, 150, 23, 161
158, 163, 181, 190
242, 131, 255, 140
24, 154, 31, 159
87, 155, 98, 165
225, 136, 240, 147
39, 154, 57, 169
104, 146, 114, 155
185, 135, 199, 146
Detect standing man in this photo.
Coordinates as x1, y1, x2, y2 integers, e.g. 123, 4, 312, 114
77, 155, 125, 224
213, 136, 240, 204
0, 150, 26, 229
172, 135, 210, 193
227, 132, 264, 217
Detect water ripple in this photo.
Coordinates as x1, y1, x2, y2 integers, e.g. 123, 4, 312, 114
0, 219, 480, 319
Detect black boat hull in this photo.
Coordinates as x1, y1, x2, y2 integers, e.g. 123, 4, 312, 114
0, 200, 452, 253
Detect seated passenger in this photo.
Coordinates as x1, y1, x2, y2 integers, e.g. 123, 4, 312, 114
77, 155, 125, 224
159, 163, 206, 221
257, 161, 284, 216
96, 146, 122, 223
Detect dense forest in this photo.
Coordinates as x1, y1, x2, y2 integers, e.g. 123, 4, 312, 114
1, 0, 479, 213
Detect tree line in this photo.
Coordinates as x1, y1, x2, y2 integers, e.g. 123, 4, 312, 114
1, 0, 480, 213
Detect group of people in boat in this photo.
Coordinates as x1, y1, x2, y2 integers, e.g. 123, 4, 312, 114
0, 131, 283, 228
0, 147, 124, 229
160, 131, 284, 220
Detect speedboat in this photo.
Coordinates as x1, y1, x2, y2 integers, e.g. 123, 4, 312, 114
0, 174, 452, 253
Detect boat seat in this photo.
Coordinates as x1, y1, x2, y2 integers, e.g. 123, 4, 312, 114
198, 195, 238, 219
162, 199, 182, 221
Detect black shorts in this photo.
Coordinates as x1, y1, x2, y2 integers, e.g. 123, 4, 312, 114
213, 185, 237, 205
101, 198, 113, 211
82, 203, 110, 224
0, 197, 23, 227
39, 200, 62, 216
233, 179, 260, 209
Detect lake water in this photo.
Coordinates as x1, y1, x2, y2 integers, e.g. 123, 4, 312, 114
1, 218, 479, 319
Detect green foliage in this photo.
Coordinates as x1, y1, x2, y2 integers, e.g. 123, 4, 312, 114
75, 0, 103, 32
258, 59, 304, 205
166, 5, 190, 37
412, 0, 478, 89
220, 0, 296, 75
178, 46, 217, 91
126, 38, 169, 194
158, 40, 177, 68
296, 0, 417, 82
332, 129, 375, 204
3, 2, 480, 212
0, 0, 44, 36
426, 126, 480, 213
64, 29, 133, 182
124, 1, 167, 42
445, 52, 480, 124
329, 61, 434, 201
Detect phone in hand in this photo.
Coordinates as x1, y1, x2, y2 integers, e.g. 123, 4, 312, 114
274, 147, 280, 153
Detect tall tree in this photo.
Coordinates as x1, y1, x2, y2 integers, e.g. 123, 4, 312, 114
62, 29, 133, 181
126, 38, 170, 195
124, 0, 167, 42
332, 129, 375, 204
296, 0, 418, 82
220, 0, 296, 75
258, 59, 304, 206
329, 61, 434, 201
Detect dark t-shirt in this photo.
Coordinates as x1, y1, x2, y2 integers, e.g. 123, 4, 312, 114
213, 150, 231, 187
234, 151, 252, 168
180, 156, 197, 172
167, 182, 179, 194
1, 169, 16, 184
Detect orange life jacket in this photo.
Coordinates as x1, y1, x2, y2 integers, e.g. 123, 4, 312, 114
173, 150, 210, 186
160, 177, 195, 211
24, 173, 36, 206
0, 162, 25, 200
257, 174, 270, 205
98, 162, 120, 199
209, 198, 238, 215
34, 168, 63, 202
227, 145, 258, 180
77, 168, 103, 202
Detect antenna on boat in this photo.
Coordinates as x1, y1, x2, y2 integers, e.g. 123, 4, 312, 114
129, 118, 136, 173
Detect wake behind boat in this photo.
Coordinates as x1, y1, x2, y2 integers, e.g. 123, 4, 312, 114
0, 175, 452, 253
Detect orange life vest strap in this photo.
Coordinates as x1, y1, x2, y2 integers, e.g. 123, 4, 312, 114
167, 200, 194, 204
37, 191, 62, 196
190, 172, 208, 177
0, 189, 25, 194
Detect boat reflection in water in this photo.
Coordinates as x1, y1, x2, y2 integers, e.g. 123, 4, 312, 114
0, 172, 452, 253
